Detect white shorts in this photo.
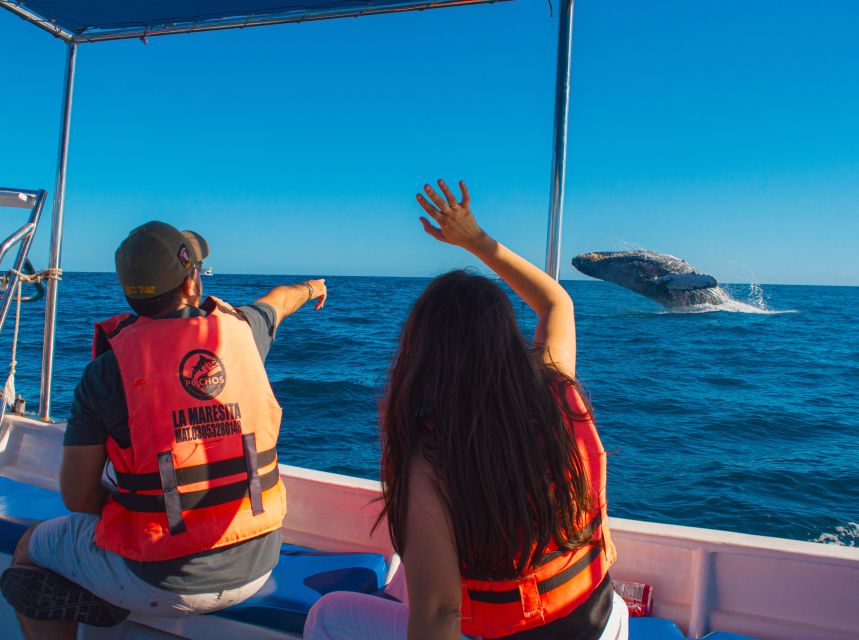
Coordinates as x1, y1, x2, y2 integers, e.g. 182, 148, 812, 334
28, 513, 270, 617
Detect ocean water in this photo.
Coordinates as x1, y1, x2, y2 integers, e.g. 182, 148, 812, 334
1, 273, 857, 546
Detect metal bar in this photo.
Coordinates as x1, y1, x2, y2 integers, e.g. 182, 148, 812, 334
70, 0, 504, 43
2, 0, 504, 45
39, 44, 77, 422
0, 190, 38, 209
687, 547, 712, 637
544, 0, 575, 280
0, 189, 40, 197
0, 222, 36, 264
0, 194, 44, 337
0, 1, 74, 41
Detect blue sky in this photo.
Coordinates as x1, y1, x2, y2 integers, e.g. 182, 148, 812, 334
1, 0, 857, 285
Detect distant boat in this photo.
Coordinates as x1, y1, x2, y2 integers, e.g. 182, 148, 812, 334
202, 266, 213, 277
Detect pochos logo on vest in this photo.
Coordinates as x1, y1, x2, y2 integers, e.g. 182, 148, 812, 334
179, 349, 226, 400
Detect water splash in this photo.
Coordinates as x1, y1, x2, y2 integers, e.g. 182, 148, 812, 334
747, 282, 767, 310
668, 285, 796, 315
813, 522, 859, 547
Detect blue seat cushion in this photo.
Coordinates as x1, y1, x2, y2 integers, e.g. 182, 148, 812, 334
630, 617, 687, 640
0, 476, 67, 522
629, 618, 759, 640
213, 543, 389, 634
0, 515, 33, 556
0, 476, 68, 555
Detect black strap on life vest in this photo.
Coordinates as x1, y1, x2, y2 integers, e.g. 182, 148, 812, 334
115, 447, 277, 492
243, 433, 264, 516
466, 512, 604, 605
467, 545, 603, 604
112, 465, 280, 516
157, 451, 186, 535
531, 512, 603, 568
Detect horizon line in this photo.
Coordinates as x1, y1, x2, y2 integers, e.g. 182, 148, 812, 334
58, 271, 858, 288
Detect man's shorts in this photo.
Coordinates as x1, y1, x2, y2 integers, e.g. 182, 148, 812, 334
28, 513, 270, 617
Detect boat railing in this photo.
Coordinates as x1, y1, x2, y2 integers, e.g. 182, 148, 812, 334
0, 188, 47, 334
0, 188, 49, 420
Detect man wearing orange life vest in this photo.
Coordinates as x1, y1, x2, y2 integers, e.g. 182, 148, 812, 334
1, 221, 326, 639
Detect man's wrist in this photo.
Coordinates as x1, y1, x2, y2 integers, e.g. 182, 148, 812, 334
302, 282, 314, 301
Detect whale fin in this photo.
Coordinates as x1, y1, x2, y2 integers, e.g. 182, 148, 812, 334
651, 272, 718, 290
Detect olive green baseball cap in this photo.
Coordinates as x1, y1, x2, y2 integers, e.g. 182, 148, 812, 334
115, 221, 210, 299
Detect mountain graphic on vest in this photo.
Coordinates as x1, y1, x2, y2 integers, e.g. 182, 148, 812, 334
179, 350, 227, 400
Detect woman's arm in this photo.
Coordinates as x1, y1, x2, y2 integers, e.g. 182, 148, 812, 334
402, 456, 463, 640
417, 180, 576, 377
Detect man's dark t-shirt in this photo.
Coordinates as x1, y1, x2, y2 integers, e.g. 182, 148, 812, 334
65, 303, 282, 594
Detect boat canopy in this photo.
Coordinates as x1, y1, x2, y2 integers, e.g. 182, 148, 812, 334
0, 0, 503, 43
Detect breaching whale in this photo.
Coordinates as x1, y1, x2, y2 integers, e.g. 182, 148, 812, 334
571, 250, 728, 308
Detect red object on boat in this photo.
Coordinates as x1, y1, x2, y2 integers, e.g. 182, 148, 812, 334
612, 580, 654, 617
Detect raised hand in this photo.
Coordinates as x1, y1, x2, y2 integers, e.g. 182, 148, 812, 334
416, 180, 486, 250
416, 178, 576, 376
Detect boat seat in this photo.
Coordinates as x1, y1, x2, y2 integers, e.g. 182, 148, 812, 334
0, 515, 34, 556
629, 617, 686, 640
0, 475, 68, 555
629, 617, 759, 640
213, 543, 389, 634
0, 475, 389, 635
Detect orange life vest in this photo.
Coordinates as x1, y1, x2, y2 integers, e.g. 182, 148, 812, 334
459, 382, 616, 639
92, 312, 134, 359
94, 296, 286, 562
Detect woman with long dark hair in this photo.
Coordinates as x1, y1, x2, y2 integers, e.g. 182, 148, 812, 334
304, 180, 627, 640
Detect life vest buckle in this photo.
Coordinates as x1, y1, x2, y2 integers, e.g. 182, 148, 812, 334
518, 574, 544, 619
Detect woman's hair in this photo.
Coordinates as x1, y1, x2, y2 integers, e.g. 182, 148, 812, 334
377, 270, 597, 580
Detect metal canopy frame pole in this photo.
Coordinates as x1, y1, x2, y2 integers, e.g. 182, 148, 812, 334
39, 43, 77, 421
544, 0, 575, 280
